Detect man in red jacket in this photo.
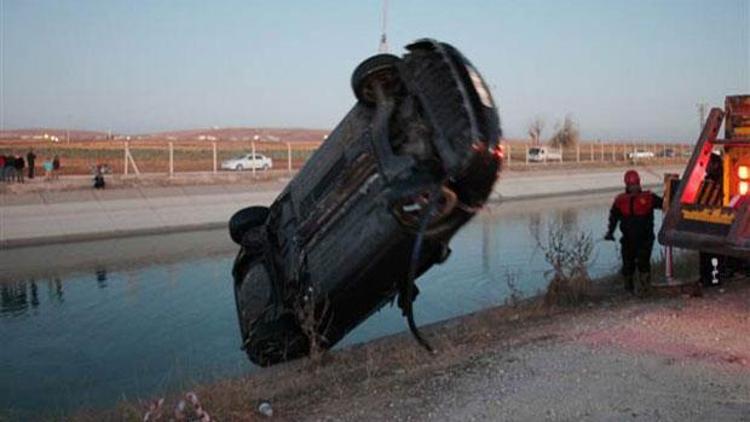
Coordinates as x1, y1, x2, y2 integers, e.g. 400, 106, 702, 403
605, 170, 663, 294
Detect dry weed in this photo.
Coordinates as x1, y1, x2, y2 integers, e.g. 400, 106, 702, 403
537, 225, 594, 306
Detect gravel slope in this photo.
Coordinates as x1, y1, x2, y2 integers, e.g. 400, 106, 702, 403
294, 282, 750, 421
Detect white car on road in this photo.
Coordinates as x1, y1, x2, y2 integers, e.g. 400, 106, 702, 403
528, 147, 563, 162
222, 153, 273, 171
627, 150, 655, 160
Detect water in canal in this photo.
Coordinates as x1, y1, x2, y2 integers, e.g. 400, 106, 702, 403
0, 193, 668, 415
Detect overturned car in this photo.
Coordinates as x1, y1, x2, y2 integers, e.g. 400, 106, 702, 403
229, 39, 502, 366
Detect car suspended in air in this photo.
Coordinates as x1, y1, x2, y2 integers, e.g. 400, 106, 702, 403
228, 38, 503, 366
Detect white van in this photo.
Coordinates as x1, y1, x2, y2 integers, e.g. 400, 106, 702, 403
528, 147, 563, 162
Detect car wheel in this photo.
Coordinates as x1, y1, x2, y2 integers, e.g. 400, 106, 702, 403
246, 315, 309, 366
351, 53, 402, 105
229, 206, 270, 245
263, 164, 270, 171
235, 164, 244, 171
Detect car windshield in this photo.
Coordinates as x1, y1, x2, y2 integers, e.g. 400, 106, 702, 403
529, 148, 541, 154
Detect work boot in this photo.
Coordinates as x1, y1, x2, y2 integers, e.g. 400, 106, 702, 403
624, 276, 635, 293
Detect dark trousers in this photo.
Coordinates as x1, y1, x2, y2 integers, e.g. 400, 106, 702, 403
28, 164, 35, 179
621, 236, 653, 277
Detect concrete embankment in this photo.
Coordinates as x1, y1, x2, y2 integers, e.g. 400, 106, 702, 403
493, 166, 675, 201
0, 166, 681, 248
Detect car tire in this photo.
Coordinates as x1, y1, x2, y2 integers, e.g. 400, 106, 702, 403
246, 315, 309, 366
351, 53, 402, 105
263, 164, 270, 171
235, 164, 244, 171
229, 206, 270, 245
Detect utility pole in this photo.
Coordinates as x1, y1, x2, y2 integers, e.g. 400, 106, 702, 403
378, 0, 389, 53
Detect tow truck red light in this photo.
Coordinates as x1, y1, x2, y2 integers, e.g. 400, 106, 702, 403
738, 165, 749, 179
737, 165, 749, 195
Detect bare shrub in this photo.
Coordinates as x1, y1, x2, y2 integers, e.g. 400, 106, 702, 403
504, 269, 523, 307
294, 284, 331, 367
537, 225, 594, 306
549, 115, 580, 148
528, 117, 545, 146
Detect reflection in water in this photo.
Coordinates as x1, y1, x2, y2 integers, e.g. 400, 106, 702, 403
557, 208, 579, 234
50, 277, 64, 302
1, 204, 593, 321
0, 280, 40, 316
96, 268, 108, 288
30, 280, 39, 308
0, 197, 640, 416
1, 282, 28, 315
1, 271, 110, 316
528, 213, 542, 241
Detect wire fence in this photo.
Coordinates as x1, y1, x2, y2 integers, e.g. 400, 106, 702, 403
0, 140, 320, 178
501, 142, 692, 169
0, 140, 693, 178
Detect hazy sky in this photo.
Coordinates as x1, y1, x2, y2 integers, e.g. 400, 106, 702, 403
1, 0, 748, 140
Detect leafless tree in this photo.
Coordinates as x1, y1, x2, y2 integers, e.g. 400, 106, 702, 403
528, 117, 545, 146
549, 115, 580, 148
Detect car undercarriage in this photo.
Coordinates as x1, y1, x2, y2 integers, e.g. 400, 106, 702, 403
229, 38, 502, 366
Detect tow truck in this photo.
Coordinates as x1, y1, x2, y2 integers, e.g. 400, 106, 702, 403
658, 95, 750, 271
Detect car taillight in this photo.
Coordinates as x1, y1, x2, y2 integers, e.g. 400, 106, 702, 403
493, 145, 504, 160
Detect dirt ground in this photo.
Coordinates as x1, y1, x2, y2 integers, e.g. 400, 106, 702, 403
280, 281, 750, 421
72, 276, 750, 421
